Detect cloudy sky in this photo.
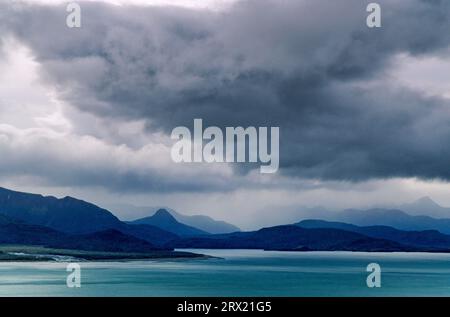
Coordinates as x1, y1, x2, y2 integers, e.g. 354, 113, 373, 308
1, 0, 450, 229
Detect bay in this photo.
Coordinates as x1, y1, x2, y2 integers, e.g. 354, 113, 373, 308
0, 249, 449, 296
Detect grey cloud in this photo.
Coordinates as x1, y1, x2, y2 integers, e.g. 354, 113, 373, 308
0, 127, 236, 193
1, 0, 450, 187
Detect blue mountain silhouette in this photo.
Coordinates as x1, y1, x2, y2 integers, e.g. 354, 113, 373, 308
130, 209, 209, 236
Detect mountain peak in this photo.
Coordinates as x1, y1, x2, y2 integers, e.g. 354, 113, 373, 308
153, 209, 177, 222
414, 196, 440, 207
131, 209, 208, 236
395, 196, 450, 218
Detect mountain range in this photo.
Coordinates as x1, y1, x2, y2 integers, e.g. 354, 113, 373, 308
109, 203, 240, 234
168, 225, 422, 252
297, 219, 450, 249
327, 208, 450, 235
2, 186, 450, 254
0, 213, 159, 253
396, 196, 450, 218
0, 187, 192, 251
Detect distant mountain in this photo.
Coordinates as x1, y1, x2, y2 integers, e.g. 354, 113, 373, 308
0, 187, 121, 234
170, 225, 423, 252
297, 219, 450, 249
168, 210, 240, 234
329, 208, 450, 235
130, 209, 208, 237
397, 196, 450, 218
109, 203, 240, 234
6, 185, 450, 253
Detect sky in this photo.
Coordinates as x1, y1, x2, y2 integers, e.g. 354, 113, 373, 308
1, 0, 450, 229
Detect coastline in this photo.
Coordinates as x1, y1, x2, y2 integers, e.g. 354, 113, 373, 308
0, 245, 211, 262
3, 244, 450, 263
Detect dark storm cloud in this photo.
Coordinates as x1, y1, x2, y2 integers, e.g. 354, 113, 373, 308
1, 0, 450, 184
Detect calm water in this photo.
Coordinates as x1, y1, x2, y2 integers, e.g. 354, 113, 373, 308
0, 249, 450, 296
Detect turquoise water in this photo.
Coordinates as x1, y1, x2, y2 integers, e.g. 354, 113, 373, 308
1, 249, 450, 296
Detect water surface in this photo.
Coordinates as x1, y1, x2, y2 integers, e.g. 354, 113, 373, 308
0, 249, 449, 296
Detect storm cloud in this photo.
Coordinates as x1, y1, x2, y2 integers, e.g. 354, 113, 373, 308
1, 0, 450, 193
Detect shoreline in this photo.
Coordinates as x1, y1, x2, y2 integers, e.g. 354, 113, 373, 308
4, 245, 450, 263
0, 245, 212, 262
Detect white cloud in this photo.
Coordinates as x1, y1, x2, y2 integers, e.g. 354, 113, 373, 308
0, 38, 68, 130
390, 52, 450, 99
21, 0, 240, 10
